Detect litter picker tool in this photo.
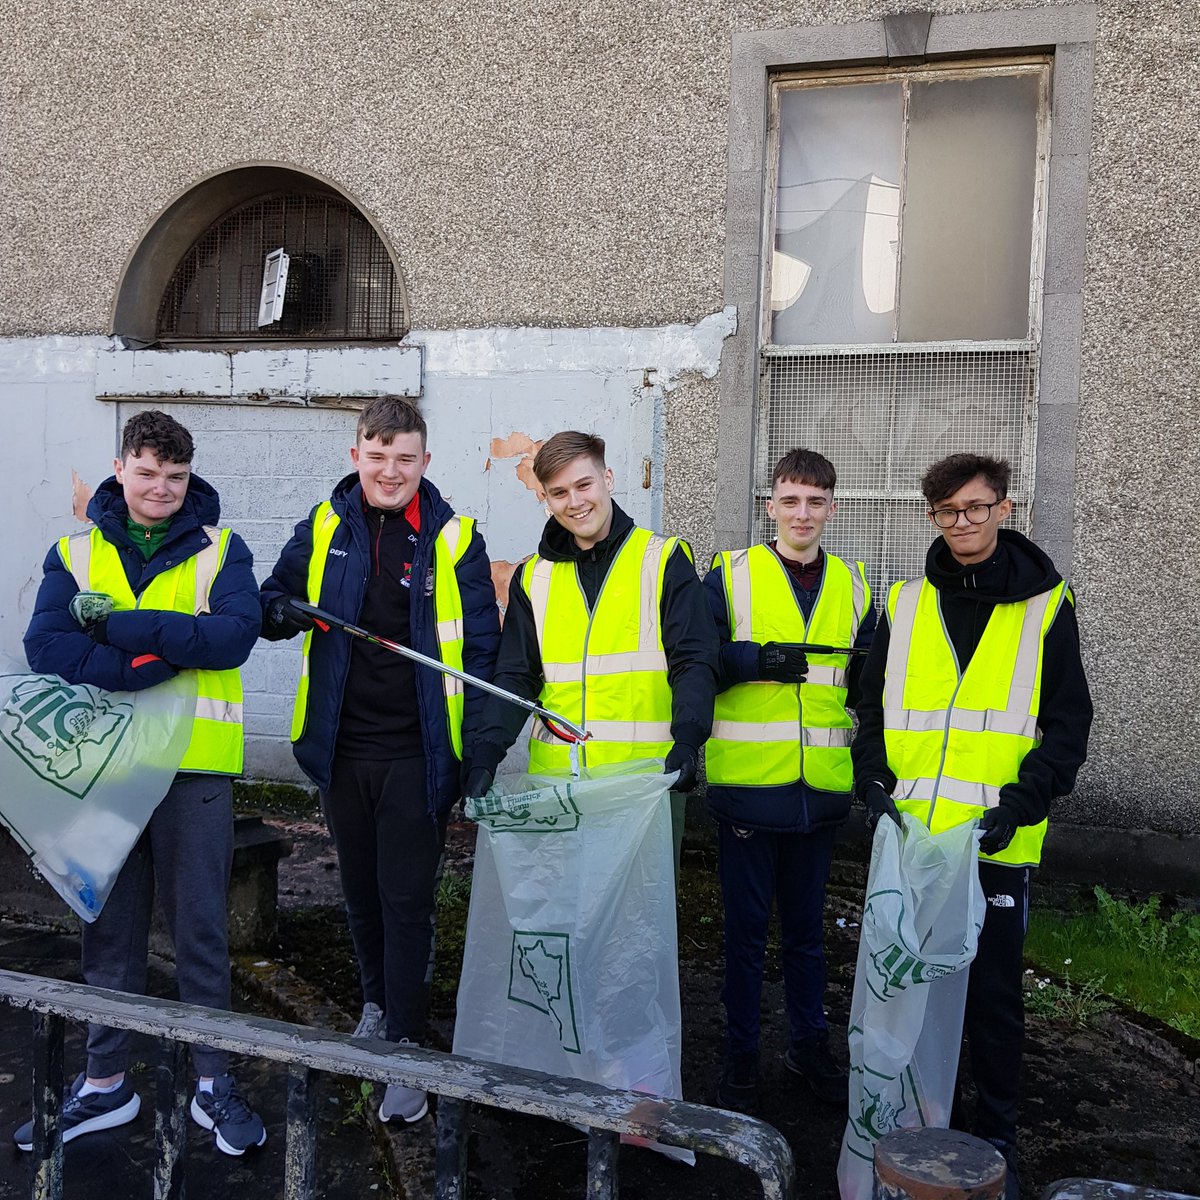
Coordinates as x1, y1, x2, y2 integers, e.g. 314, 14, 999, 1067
783, 642, 870, 657
291, 600, 592, 746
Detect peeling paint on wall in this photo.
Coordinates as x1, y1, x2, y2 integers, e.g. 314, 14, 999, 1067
71, 470, 93, 522
489, 559, 528, 619
490, 432, 545, 495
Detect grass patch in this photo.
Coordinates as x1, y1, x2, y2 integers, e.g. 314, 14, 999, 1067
1026, 886, 1200, 1039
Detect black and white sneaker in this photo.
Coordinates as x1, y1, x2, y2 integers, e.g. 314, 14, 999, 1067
12, 1074, 141, 1151
190, 1075, 267, 1156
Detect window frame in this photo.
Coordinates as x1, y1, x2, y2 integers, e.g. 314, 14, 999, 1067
715, 6, 1098, 581
760, 56, 1052, 352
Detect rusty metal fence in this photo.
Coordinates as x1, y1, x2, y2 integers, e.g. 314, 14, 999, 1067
0, 968, 795, 1200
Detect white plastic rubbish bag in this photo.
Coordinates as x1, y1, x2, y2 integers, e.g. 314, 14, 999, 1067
453, 761, 683, 1104
838, 813, 986, 1200
0, 661, 196, 923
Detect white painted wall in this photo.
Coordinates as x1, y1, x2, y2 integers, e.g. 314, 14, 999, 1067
0, 309, 734, 783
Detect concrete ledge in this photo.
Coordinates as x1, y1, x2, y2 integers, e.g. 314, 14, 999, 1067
0, 814, 292, 952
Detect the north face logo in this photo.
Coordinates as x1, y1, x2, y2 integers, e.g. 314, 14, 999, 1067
0, 677, 133, 799
988, 894, 1016, 908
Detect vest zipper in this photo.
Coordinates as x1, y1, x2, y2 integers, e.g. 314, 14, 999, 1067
571, 531, 632, 772
927, 592, 965, 831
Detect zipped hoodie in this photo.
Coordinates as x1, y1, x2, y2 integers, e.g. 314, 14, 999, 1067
466, 501, 719, 775
852, 528, 1092, 828
24, 474, 260, 693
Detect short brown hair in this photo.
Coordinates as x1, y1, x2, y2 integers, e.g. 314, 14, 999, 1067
120, 410, 194, 465
533, 431, 606, 485
357, 395, 427, 448
772, 448, 836, 492
921, 453, 1010, 507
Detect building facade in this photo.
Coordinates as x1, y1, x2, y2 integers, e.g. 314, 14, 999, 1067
2, 1, 1196, 854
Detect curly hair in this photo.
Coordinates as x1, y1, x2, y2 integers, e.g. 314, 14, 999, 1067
120, 410, 195, 464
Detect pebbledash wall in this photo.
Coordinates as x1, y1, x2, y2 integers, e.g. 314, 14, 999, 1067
1, 1, 1197, 842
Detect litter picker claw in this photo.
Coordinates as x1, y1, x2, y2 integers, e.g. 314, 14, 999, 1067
291, 600, 592, 746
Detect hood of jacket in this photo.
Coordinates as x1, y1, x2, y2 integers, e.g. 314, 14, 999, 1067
87, 472, 222, 548
925, 527, 1062, 605
536, 499, 636, 564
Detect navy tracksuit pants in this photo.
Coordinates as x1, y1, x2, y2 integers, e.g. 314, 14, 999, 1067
717, 819, 836, 1055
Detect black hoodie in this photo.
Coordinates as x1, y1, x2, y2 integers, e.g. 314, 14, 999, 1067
467, 501, 719, 774
851, 529, 1092, 828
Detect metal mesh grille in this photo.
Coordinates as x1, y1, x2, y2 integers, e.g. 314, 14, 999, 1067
157, 193, 407, 341
755, 346, 1037, 598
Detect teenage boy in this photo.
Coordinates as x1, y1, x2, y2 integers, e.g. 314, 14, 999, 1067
260, 395, 499, 1125
704, 448, 874, 1113
16, 410, 265, 1156
460, 430, 719, 844
852, 452, 1092, 1200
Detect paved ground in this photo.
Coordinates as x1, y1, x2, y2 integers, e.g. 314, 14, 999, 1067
0, 923, 390, 1200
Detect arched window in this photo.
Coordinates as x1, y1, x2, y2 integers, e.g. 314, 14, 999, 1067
157, 191, 405, 341
113, 164, 410, 347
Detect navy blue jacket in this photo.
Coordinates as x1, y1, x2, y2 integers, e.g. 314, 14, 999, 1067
259, 474, 501, 816
703, 549, 876, 833
24, 476, 260, 692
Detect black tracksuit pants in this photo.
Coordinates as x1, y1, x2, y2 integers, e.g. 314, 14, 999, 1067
322, 755, 445, 1044
958, 860, 1031, 1149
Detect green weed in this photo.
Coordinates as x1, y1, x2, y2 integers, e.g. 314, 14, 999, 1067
1026, 888, 1200, 1040
1023, 960, 1113, 1027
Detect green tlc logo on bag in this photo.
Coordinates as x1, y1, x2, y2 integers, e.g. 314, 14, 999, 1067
0, 677, 133, 798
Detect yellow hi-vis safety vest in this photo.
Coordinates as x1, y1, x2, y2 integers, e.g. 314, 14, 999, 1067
289, 501, 475, 759
58, 525, 244, 775
522, 526, 685, 775
883, 576, 1071, 867
707, 546, 869, 792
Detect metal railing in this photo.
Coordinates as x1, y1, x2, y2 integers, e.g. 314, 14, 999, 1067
0, 968, 795, 1200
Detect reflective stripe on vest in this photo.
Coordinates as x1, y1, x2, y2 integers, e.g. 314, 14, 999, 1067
522, 526, 682, 774
706, 546, 869, 790
58, 525, 243, 775
289, 502, 474, 759
883, 576, 1070, 867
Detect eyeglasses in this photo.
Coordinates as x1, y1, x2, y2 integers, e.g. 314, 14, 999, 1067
929, 499, 1006, 529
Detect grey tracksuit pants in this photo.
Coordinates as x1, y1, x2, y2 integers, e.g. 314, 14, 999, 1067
81, 773, 234, 1079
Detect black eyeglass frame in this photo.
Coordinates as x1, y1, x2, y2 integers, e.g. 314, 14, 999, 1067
928, 498, 1008, 529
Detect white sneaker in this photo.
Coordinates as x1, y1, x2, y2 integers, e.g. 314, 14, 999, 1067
352, 1003, 386, 1039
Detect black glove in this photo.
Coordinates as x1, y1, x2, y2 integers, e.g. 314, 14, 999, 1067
758, 642, 809, 684
86, 615, 110, 644
463, 767, 494, 800
978, 806, 1019, 855
861, 781, 902, 832
266, 596, 315, 638
664, 743, 699, 793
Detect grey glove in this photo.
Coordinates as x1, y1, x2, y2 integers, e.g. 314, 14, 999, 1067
758, 642, 809, 684
69, 591, 114, 630
978, 806, 1019, 855
861, 781, 902, 833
